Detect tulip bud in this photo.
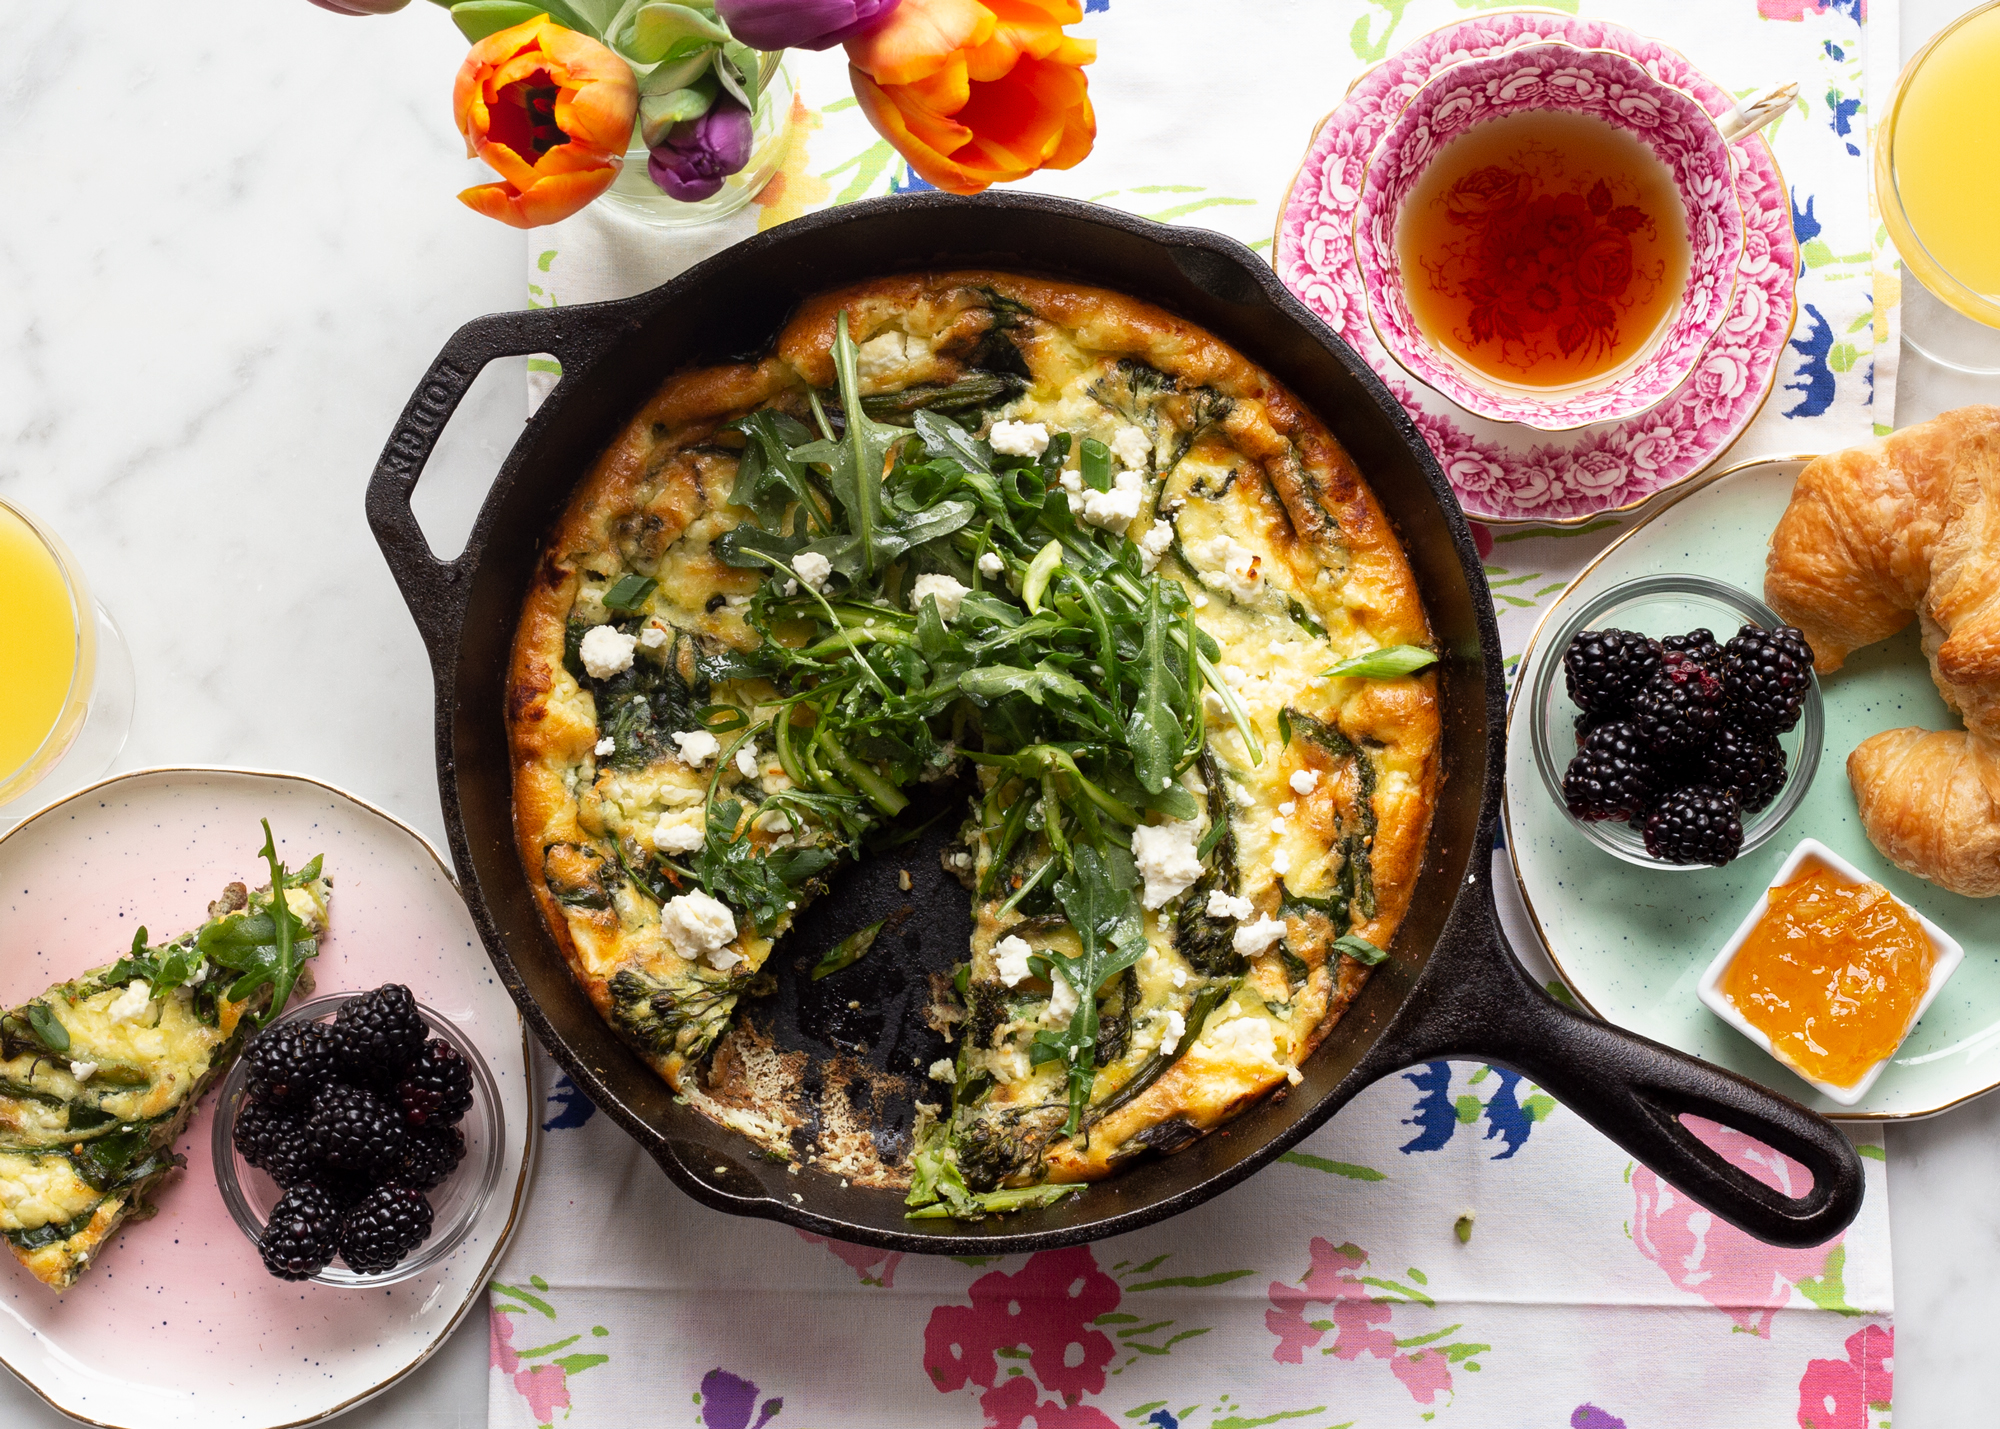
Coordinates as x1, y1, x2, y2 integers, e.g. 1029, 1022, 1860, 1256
307, 0, 411, 12
647, 96, 756, 201
714, 0, 900, 52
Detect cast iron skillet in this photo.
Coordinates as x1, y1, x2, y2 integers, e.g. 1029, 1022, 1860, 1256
367, 192, 1862, 1252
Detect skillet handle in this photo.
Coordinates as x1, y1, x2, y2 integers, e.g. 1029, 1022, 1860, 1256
1363, 885, 1864, 1249
365, 305, 606, 663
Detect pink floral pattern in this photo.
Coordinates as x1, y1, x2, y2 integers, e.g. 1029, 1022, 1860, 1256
1275, 12, 1799, 523
490, 1311, 579, 1425
925, 1247, 1122, 1425
796, 1230, 904, 1287
1797, 1325, 1893, 1429
1266, 1238, 1458, 1404
1354, 44, 1742, 428
1631, 1116, 1845, 1336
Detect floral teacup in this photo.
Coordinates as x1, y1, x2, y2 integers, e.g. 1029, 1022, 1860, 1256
1353, 43, 1747, 431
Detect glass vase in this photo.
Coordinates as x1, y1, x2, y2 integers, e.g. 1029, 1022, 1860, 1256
599, 56, 797, 228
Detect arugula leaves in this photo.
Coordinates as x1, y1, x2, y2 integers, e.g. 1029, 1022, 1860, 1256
197, 821, 320, 1027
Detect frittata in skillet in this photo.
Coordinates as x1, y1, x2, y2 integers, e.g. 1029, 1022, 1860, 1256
506, 273, 1440, 1214
0, 829, 327, 1287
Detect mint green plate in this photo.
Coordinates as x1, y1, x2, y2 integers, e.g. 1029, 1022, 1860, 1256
1504, 456, 2000, 1119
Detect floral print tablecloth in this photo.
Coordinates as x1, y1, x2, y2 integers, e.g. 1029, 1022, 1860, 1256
502, 4, 1902, 1425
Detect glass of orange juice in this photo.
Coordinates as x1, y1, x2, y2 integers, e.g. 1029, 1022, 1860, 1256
1877, 0, 2000, 374
0, 498, 134, 823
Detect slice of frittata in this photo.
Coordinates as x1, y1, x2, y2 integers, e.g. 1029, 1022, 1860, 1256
0, 829, 328, 1290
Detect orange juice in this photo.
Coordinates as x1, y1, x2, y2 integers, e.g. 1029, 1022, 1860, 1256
0, 503, 85, 794
1884, 3, 2000, 318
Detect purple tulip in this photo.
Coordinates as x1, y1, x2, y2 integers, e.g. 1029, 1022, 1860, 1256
306, 0, 410, 12
648, 98, 757, 202
713, 0, 900, 51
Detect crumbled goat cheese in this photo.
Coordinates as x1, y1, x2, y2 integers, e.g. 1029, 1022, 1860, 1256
1202, 688, 1232, 721
1270, 817, 1289, 834
653, 814, 707, 854
855, 329, 930, 380
594, 737, 615, 756
708, 949, 745, 972
1279, 801, 1296, 816
68, 1060, 98, 1082
1080, 467, 1145, 531
1234, 915, 1288, 957
1188, 534, 1263, 601
1272, 849, 1292, 876
910, 572, 969, 623
1046, 971, 1079, 1024
793, 551, 833, 592
1206, 890, 1255, 921
1202, 1013, 1285, 1070
1290, 768, 1320, 795
1131, 818, 1205, 909
671, 729, 721, 766
1110, 425, 1152, 470
106, 981, 152, 1023
988, 419, 1051, 458
579, 624, 637, 679
929, 1059, 956, 1083
736, 743, 759, 778
994, 934, 1035, 987
1137, 520, 1174, 573
978, 550, 1005, 578
638, 622, 669, 649
1220, 663, 1249, 687
660, 890, 738, 963
1157, 1008, 1187, 1055
1231, 780, 1256, 808
761, 767, 794, 795
1172, 966, 1188, 988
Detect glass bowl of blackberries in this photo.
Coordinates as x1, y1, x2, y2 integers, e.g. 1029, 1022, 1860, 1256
1527, 574, 1822, 869
213, 984, 506, 1286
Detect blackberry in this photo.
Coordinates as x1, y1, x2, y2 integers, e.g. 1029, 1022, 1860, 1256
1642, 785, 1744, 866
242, 1020, 338, 1108
392, 1125, 466, 1193
306, 1083, 409, 1179
338, 1185, 435, 1274
1562, 720, 1660, 822
1699, 725, 1789, 814
1722, 623, 1814, 734
1661, 628, 1723, 667
1631, 650, 1727, 758
232, 1098, 294, 1170
255, 1114, 324, 1190
395, 1040, 474, 1130
331, 984, 428, 1083
260, 1184, 341, 1281
1562, 628, 1662, 715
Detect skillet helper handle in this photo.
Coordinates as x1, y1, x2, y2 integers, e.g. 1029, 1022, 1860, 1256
365, 305, 584, 663
1374, 890, 1864, 1249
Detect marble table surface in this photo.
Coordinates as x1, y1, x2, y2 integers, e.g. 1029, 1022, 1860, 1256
4, 3, 1996, 1425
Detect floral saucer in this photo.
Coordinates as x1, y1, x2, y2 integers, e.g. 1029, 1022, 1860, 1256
1275, 11, 1798, 525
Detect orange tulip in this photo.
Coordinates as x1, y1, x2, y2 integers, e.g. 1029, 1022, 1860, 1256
846, 0, 1095, 195
454, 15, 638, 229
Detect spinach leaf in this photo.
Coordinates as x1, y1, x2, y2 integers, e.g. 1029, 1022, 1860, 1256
1334, 934, 1388, 965
603, 574, 658, 613
23, 1003, 68, 1055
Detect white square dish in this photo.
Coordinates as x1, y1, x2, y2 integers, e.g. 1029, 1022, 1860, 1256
1696, 837, 1964, 1106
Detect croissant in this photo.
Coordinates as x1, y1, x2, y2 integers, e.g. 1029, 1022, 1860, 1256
1766, 405, 2000, 737
1766, 406, 2000, 896
1848, 729, 2000, 898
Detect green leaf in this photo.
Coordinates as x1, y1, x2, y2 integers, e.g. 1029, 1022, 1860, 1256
639, 52, 719, 105
1321, 644, 1438, 680
811, 920, 885, 980
603, 574, 658, 613
715, 40, 763, 109
450, 1, 549, 42
616, 2, 729, 64
640, 82, 718, 141
812, 312, 905, 579
1124, 578, 1178, 797
1334, 934, 1387, 965
24, 1003, 68, 1054
198, 822, 318, 1026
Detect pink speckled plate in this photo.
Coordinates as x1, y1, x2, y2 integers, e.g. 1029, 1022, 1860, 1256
1275, 10, 1799, 525
0, 768, 532, 1429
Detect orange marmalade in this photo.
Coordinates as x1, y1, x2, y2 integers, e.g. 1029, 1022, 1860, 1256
1722, 866, 1934, 1088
